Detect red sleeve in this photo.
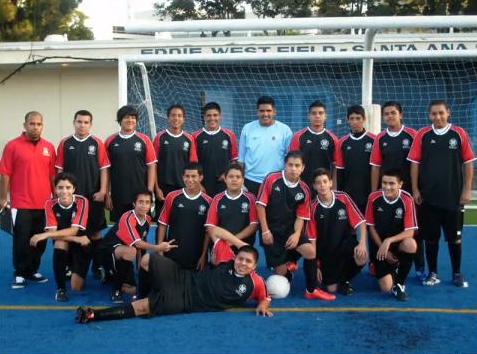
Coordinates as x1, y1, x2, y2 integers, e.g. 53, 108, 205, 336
256, 174, 274, 206
223, 129, 239, 160
365, 192, 381, 226
454, 126, 476, 163
158, 191, 180, 226
211, 239, 235, 266
104, 134, 116, 161
55, 138, 67, 170
369, 132, 384, 166
205, 193, 222, 227
296, 182, 311, 220
245, 192, 258, 224
402, 192, 418, 230
329, 131, 339, 164
44, 199, 58, 229
407, 128, 429, 163
187, 133, 198, 163
335, 135, 347, 169
72, 196, 89, 230
340, 193, 364, 229
137, 133, 157, 165
289, 129, 304, 151
404, 126, 417, 139
250, 272, 269, 302
306, 201, 319, 241
153, 132, 162, 160
0, 141, 14, 176
117, 212, 141, 246
93, 136, 111, 169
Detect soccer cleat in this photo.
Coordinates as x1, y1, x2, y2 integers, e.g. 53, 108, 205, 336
422, 272, 441, 286
12, 276, 26, 289
93, 266, 106, 283
337, 281, 354, 296
111, 290, 124, 303
305, 288, 336, 301
452, 273, 469, 288
286, 261, 299, 273
26, 272, 48, 283
55, 288, 69, 302
76, 307, 94, 324
392, 283, 409, 301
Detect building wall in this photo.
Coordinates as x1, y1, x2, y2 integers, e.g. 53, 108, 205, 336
0, 65, 119, 151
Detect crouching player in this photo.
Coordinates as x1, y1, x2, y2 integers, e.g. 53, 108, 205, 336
76, 242, 272, 323
366, 169, 418, 301
30, 173, 90, 302
100, 190, 177, 303
306, 168, 368, 296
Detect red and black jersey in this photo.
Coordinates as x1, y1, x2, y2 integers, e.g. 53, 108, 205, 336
105, 132, 156, 205
336, 131, 375, 210
306, 191, 364, 259
193, 128, 238, 196
44, 195, 89, 232
56, 135, 110, 198
407, 124, 476, 210
0, 133, 56, 209
103, 210, 151, 248
154, 130, 198, 189
190, 239, 268, 311
158, 189, 212, 269
365, 190, 418, 241
257, 171, 311, 237
370, 126, 416, 192
289, 128, 338, 187
205, 190, 258, 241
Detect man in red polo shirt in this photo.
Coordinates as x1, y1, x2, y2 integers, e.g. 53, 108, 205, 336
0, 111, 56, 289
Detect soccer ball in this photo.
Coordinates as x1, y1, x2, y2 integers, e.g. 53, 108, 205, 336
266, 275, 290, 299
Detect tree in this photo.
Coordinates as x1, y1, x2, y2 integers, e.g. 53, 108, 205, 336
367, 0, 423, 16
197, 0, 245, 19
154, 0, 199, 21
245, 0, 280, 18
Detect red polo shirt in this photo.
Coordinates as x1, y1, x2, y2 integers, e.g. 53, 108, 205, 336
0, 133, 56, 209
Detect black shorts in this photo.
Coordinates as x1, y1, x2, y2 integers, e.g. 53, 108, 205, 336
319, 237, 359, 285
261, 231, 310, 268
148, 254, 188, 316
69, 243, 92, 279
419, 203, 464, 243
370, 242, 399, 279
86, 200, 106, 235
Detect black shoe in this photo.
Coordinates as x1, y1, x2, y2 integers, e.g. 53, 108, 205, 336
452, 273, 469, 288
55, 288, 69, 302
338, 281, 353, 296
76, 307, 93, 324
93, 266, 106, 282
25, 272, 48, 283
111, 290, 123, 303
392, 283, 408, 301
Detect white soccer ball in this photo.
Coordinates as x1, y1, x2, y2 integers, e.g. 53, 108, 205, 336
266, 275, 290, 299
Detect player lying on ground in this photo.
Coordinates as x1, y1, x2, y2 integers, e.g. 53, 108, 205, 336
76, 243, 272, 323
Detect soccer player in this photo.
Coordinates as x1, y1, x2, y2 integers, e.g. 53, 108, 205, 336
256, 151, 335, 301
289, 101, 338, 188
56, 110, 110, 277
157, 163, 212, 271
193, 102, 238, 196
100, 190, 177, 303
76, 243, 272, 323
408, 100, 475, 287
205, 163, 258, 247
0, 111, 56, 288
105, 105, 157, 222
366, 169, 418, 301
335, 105, 375, 214
153, 104, 198, 211
30, 173, 90, 302
306, 168, 368, 295
239, 96, 292, 196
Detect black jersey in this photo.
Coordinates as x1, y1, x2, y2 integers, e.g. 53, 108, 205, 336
257, 171, 311, 237
158, 189, 212, 269
370, 126, 416, 192
307, 191, 364, 259
336, 131, 375, 210
56, 135, 110, 197
102, 210, 152, 248
365, 190, 417, 241
408, 124, 476, 210
193, 128, 238, 196
153, 130, 198, 189
289, 128, 338, 187
44, 195, 89, 233
105, 132, 156, 205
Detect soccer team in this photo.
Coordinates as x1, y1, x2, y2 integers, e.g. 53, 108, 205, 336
0, 96, 474, 324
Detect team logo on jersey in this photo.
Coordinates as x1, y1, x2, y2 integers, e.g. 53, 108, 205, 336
222, 140, 229, 150
274, 186, 281, 192
402, 139, 410, 149
183, 141, 190, 151
338, 208, 347, 220
295, 192, 304, 201
235, 283, 247, 296
365, 142, 373, 152
377, 207, 384, 212
319, 214, 324, 219
449, 138, 458, 150
202, 139, 208, 144
56, 213, 61, 218
164, 140, 169, 145
430, 139, 436, 144
220, 204, 227, 210
42, 147, 50, 157
320, 139, 329, 150
134, 142, 142, 152
395, 207, 403, 219
382, 142, 388, 147
68, 145, 75, 150
198, 204, 207, 215
88, 145, 96, 155
113, 143, 119, 147
346, 145, 352, 150
306, 139, 312, 144
241, 202, 249, 213
178, 203, 184, 208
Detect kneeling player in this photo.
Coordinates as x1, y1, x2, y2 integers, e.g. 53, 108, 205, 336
76, 244, 272, 323
101, 190, 177, 303
256, 151, 335, 301
366, 169, 418, 301
306, 168, 368, 295
30, 173, 90, 302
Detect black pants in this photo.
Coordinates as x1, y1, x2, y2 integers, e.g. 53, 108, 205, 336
13, 209, 47, 277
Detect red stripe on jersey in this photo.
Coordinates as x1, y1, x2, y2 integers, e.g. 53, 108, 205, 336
72, 195, 89, 230
250, 272, 268, 302
334, 134, 349, 169
401, 190, 418, 231
211, 239, 235, 265
403, 126, 418, 139
117, 211, 140, 246
329, 130, 340, 164
91, 135, 111, 169
158, 189, 184, 225
55, 136, 71, 170
297, 181, 311, 220
407, 126, 433, 163
256, 172, 282, 206
289, 128, 307, 151
136, 132, 157, 165
201, 191, 212, 204
306, 200, 319, 241
369, 131, 387, 166
205, 191, 225, 227
44, 199, 59, 229
104, 133, 118, 151
451, 126, 476, 163
152, 130, 166, 161
182, 131, 198, 163
244, 192, 258, 223
365, 190, 385, 226
335, 191, 364, 229
222, 128, 239, 160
